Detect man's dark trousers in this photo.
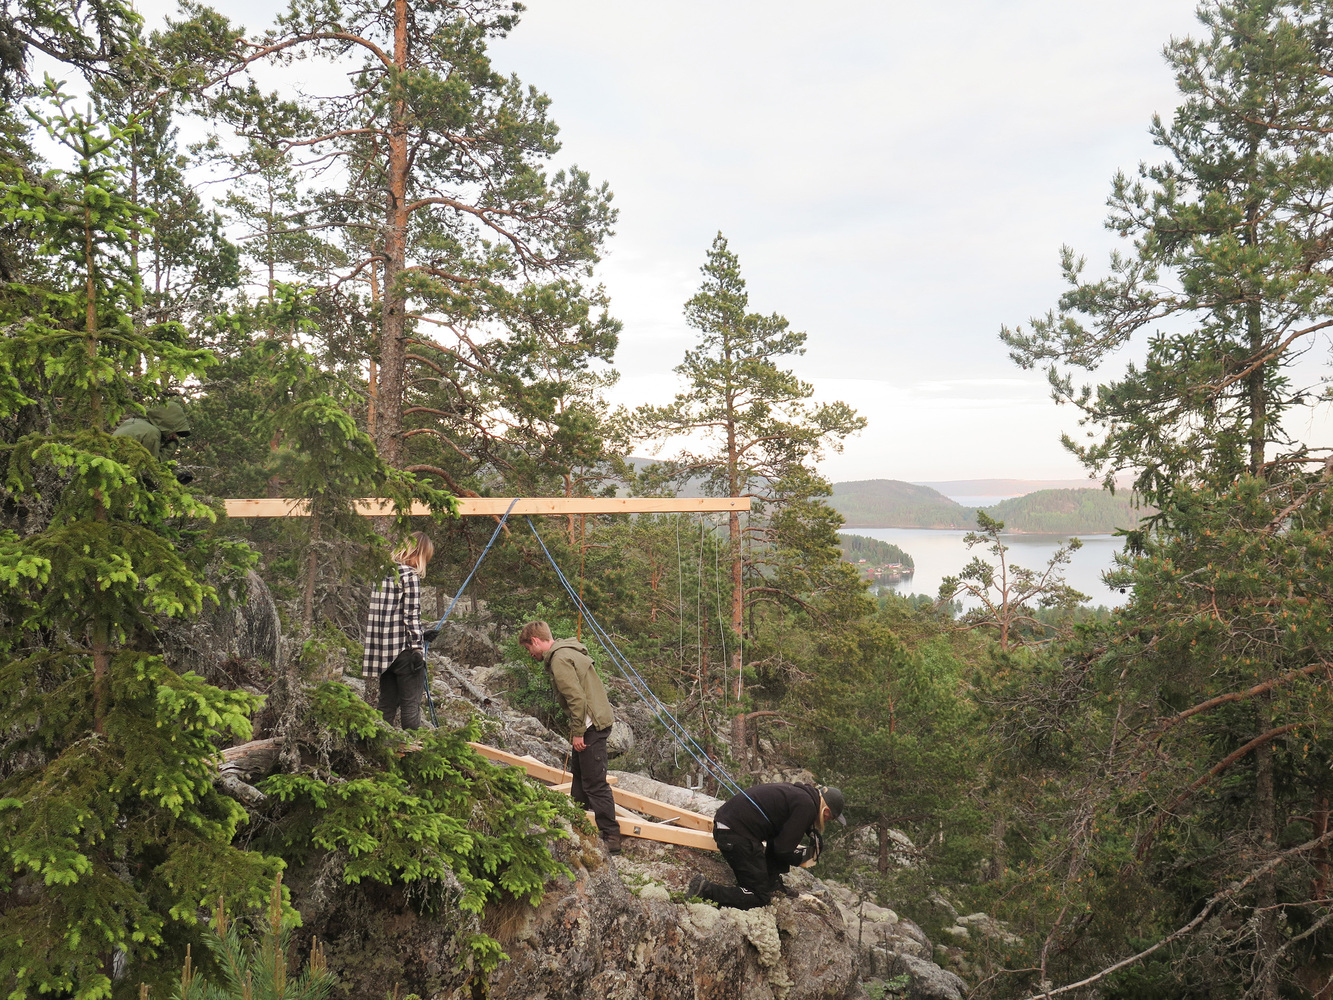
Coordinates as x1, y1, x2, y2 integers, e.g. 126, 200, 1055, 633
572, 725, 617, 839
698, 833, 787, 910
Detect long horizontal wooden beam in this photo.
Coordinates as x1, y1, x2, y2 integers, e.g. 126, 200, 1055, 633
223, 497, 750, 518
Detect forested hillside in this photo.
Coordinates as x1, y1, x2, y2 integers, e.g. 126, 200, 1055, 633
829, 479, 975, 528
830, 479, 1148, 533
2, 2, 1333, 1000
986, 488, 1148, 533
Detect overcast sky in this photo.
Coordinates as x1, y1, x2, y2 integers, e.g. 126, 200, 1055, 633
485, 0, 1205, 482
128, 0, 1333, 482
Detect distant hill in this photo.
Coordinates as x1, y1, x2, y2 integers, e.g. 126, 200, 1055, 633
987, 489, 1148, 534
830, 480, 975, 529
829, 479, 1150, 533
914, 478, 1108, 496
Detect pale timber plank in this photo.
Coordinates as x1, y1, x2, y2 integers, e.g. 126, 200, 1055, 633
224, 496, 750, 518
589, 811, 718, 852
470, 742, 716, 849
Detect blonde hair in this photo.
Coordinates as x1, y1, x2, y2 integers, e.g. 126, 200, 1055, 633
518, 620, 552, 645
393, 531, 434, 575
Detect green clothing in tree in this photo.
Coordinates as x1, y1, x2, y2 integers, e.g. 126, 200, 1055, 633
543, 638, 612, 743
111, 400, 192, 458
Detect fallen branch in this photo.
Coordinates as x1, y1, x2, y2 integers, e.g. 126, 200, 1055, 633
1023, 826, 1333, 999
211, 737, 287, 806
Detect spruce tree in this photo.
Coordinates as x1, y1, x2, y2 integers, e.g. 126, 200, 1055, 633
0, 83, 281, 998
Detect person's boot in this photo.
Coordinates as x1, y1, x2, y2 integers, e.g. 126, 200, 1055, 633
687, 873, 707, 899
604, 833, 623, 854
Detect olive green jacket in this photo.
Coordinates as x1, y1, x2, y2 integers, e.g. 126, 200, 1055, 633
543, 638, 613, 743
112, 401, 192, 459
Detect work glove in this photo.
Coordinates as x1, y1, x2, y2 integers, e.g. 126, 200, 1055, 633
422, 628, 440, 644
794, 833, 822, 868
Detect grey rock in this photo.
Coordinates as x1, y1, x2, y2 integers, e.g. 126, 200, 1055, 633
607, 718, 635, 757
891, 953, 967, 1000
433, 621, 504, 668
161, 569, 282, 686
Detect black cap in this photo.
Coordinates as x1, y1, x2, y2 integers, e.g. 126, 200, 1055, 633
820, 786, 847, 826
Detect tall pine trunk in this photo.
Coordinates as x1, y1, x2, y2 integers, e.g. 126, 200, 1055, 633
374, 0, 411, 472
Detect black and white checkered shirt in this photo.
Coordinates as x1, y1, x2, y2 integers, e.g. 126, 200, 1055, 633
361, 564, 423, 680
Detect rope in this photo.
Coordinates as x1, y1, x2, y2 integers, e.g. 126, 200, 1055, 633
404, 499, 771, 826
419, 498, 520, 727
524, 515, 748, 800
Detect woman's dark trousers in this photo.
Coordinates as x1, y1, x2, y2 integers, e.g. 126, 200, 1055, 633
378, 667, 426, 729
572, 725, 618, 840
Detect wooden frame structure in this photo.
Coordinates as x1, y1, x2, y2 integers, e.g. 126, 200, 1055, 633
468, 742, 717, 851
223, 497, 750, 517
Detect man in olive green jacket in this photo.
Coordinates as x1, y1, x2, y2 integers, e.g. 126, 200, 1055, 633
112, 400, 192, 459
519, 620, 620, 852
112, 401, 195, 484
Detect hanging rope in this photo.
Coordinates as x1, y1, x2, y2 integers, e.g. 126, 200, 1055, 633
418, 498, 520, 727
407, 500, 764, 818
523, 515, 749, 799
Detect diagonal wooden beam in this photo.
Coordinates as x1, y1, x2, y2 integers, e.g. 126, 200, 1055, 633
223, 496, 750, 518
468, 742, 717, 850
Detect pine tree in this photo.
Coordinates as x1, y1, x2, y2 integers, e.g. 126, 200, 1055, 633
191, 0, 616, 472
634, 233, 865, 749
1001, 0, 1333, 507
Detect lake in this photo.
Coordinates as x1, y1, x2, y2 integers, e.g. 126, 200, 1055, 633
839, 527, 1128, 609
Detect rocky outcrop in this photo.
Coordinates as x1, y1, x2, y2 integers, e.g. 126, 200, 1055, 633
489, 842, 858, 1000
161, 568, 283, 688
319, 647, 973, 999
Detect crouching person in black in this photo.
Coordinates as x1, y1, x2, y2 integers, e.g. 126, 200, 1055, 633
688, 783, 846, 909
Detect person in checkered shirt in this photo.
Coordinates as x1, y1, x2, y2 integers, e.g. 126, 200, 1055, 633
362, 531, 437, 728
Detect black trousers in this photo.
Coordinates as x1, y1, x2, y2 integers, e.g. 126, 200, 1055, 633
697, 832, 789, 910
377, 667, 426, 729
572, 725, 618, 839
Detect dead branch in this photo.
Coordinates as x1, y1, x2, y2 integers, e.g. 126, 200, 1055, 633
1020, 825, 1333, 999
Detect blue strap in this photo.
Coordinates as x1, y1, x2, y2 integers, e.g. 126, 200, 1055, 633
419, 498, 520, 727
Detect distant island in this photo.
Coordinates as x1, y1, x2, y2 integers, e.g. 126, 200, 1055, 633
829, 479, 1150, 534
838, 533, 915, 585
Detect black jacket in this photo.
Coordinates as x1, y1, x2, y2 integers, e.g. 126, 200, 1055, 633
713, 782, 820, 866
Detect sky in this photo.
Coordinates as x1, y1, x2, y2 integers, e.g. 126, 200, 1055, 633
478, 0, 1209, 482
126, 0, 1333, 481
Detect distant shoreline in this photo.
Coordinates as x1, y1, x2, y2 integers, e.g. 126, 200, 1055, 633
839, 525, 1122, 537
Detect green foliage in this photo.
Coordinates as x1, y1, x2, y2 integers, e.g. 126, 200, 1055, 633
173, 877, 335, 1000
1001, 0, 1333, 505
803, 616, 980, 879
939, 511, 1088, 652
0, 84, 283, 1000
255, 684, 581, 973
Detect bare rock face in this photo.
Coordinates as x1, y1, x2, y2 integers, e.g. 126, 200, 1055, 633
431, 621, 503, 668
160, 569, 282, 688
488, 843, 858, 1000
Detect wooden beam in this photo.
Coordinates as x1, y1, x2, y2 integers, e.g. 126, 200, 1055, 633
470, 742, 716, 849
606, 788, 714, 833
591, 811, 719, 852
223, 496, 750, 518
